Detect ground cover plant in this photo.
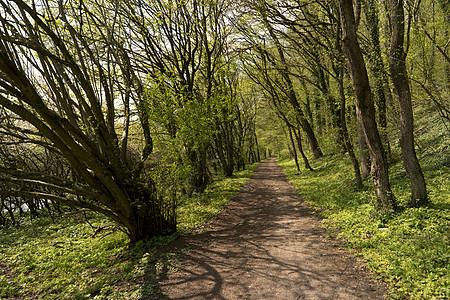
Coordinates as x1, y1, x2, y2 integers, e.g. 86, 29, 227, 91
0, 165, 256, 299
278, 111, 449, 299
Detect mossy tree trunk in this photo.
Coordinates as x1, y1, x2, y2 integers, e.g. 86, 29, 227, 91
388, 0, 428, 206
339, 0, 396, 211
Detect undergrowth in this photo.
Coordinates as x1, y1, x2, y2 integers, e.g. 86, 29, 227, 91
0, 164, 256, 299
176, 166, 257, 232
278, 112, 449, 299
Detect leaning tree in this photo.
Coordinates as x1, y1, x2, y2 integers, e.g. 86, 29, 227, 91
0, 0, 176, 242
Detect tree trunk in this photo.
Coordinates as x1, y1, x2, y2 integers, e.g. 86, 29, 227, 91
339, 0, 395, 211
300, 78, 314, 127
188, 149, 210, 194
389, 0, 428, 206
255, 133, 261, 162
364, 0, 392, 159
214, 121, 235, 177
317, 62, 344, 150
338, 67, 363, 189
294, 123, 314, 171
357, 115, 371, 179
124, 183, 176, 242
287, 125, 301, 173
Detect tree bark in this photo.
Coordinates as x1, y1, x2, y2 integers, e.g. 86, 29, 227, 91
357, 115, 371, 179
339, 0, 395, 211
287, 125, 301, 174
338, 67, 363, 189
364, 0, 392, 159
317, 65, 344, 151
294, 122, 314, 171
388, 0, 428, 206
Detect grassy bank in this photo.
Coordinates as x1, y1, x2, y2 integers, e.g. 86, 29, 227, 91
278, 113, 449, 299
0, 164, 257, 299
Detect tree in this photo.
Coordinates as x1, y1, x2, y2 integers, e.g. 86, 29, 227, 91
409, 0, 450, 131
124, 0, 212, 193
124, 0, 254, 190
339, 0, 396, 211
337, 66, 363, 189
388, 0, 428, 206
363, 0, 393, 158
0, 0, 175, 242
236, 0, 324, 159
238, 28, 314, 170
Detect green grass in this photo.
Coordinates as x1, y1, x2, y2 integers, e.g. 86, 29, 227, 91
279, 157, 448, 299
0, 164, 257, 299
277, 113, 449, 299
176, 166, 256, 231
0, 215, 132, 299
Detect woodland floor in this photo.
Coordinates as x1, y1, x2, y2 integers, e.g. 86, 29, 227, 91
148, 158, 389, 300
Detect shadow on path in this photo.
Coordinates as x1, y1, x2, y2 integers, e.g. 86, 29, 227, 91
145, 158, 388, 300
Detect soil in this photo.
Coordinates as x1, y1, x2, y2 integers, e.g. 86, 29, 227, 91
151, 158, 389, 299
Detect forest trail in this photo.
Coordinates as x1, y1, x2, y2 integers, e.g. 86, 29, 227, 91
153, 158, 388, 299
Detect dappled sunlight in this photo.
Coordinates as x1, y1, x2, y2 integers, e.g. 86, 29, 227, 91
156, 158, 387, 299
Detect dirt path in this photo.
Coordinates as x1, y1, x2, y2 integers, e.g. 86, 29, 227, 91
154, 158, 388, 299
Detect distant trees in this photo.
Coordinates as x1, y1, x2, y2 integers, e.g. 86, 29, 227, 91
236, 0, 324, 161
124, 0, 260, 192
236, 0, 445, 210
